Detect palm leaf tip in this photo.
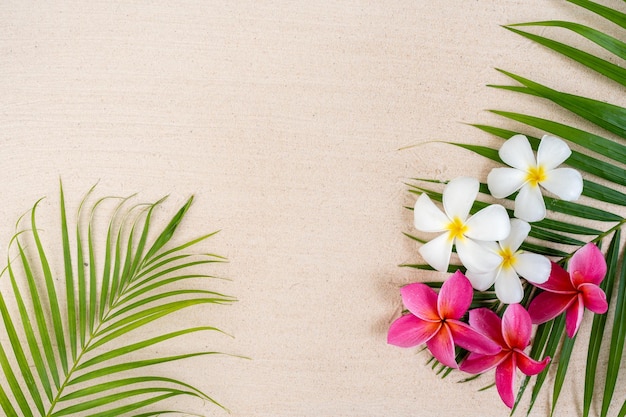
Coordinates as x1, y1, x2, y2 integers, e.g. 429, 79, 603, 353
0, 186, 236, 416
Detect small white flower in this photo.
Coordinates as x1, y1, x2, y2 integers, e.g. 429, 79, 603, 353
487, 134, 583, 222
465, 219, 551, 304
414, 176, 511, 273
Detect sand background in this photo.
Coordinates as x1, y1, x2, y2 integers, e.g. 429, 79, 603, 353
0, 1, 624, 416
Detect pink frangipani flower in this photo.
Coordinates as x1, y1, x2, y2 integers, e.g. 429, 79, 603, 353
460, 304, 550, 409
388, 271, 501, 368
528, 242, 608, 338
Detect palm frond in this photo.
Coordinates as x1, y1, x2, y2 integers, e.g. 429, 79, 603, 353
0, 184, 236, 416
508, 20, 626, 59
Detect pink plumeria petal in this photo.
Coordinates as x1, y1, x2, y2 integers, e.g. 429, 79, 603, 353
532, 262, 576, 293
496, 355, 517, 409
500, 219, 530, 252
460, 351, 508, 374
487, 167, 527, 199
426, 323, 457, 368
527, 291, 575, 325
469, 308, 506, 346
536, 135, 571, 170
414, 193, 450, 233
514, 183, 546, 223
499, 134, 536, 171
443, 177, 479, 221
387, 314, 441, 347
437, 271, 472, 319
565, 295, 585, 338
418, 232, 454, 273
494, 267, 524, 305
400, 283, 440, 321
540, 168, 582, 201
447, 320, 501, 355
579, 283, 608, 314
502, 304, 532, 349
514, 252, 551, 285
456, 237, 503, 273
569, 243, 607, 287
464, 204, 511, 241
516, 351, 550, 376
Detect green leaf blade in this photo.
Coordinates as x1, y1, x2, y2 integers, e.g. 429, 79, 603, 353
510, 20, 626, 59
15, 241, 61, 389
600, 242, 626, 416
58, 183, 75, 366
503, 26, 626, 86
494, 70, 626, 138
31, 225, 72, 373
0, 294, 45, 414
583, 229, 621, 417
550, 334, 577, 416
567, 0, 626, 30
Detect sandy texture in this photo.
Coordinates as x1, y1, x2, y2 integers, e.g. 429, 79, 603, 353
0, 1, 624, 416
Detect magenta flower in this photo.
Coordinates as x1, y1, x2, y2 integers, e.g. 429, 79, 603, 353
388, 271, 501, 368
460, 304, 550, 408
528, 243, 608, 338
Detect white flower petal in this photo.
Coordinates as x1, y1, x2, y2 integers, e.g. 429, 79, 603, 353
537, 135, 571, 170
500, 219, 530, 252
443, 177, 479, 221
419, 233, 454, 272
456, 237, 502, 273
514, 252, 551, 284
487, 167, 527, 198
466, 268, 499, 291
499, 134, 536, 171
495, 267, 524, 304
464, 204, 511, 241
414, 193, 449, 232
480, 240, 500, 254
514, 183, 546, 222
541, 168, 583, 201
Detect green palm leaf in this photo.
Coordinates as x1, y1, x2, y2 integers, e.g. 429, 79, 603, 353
405, 1, 626, 415
0, 184, 236, 416
509, 20, 626, 59
567, 0, 626, 30
501, 27, 626, 85
491, 70, 626, 137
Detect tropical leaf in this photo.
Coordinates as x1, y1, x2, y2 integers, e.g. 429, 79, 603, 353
508, 20, 626, 59
403, 1, 626, 415
0, 183, 236, 416
583, 230, 622, 417
602, 245, 626, 417
500, 27, 626, 86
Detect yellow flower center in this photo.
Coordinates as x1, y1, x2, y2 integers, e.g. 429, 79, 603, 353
526, 165, 547, 187
498, 246, 517, 269
446, 217, 468, 241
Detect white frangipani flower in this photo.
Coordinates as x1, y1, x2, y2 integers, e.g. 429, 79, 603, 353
466, 219, 551, 304
487, 134, 583, 223
414, 176, 511, 273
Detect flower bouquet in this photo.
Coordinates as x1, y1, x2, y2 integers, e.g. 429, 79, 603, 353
388, 1, 626, 415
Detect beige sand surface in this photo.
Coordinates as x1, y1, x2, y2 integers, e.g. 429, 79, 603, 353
0, 1, 624, 416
